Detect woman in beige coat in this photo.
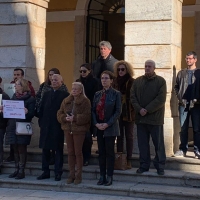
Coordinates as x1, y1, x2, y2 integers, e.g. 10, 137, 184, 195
57, 82, 91, 185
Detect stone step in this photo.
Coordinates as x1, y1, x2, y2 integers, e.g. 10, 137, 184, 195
0, 174, 199, 200
2, 162, 200, 188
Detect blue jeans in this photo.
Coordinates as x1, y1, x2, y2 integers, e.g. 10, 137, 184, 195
179, 104, 200, 152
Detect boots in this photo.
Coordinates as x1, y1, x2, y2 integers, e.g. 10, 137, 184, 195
104, 176, 113, 186
15, 153, 26, 179
97, 175, 106, 185
9, 153, 19, 178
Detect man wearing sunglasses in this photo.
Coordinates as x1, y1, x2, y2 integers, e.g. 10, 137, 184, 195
92, 41, 118, 88
130, 60, 167, 175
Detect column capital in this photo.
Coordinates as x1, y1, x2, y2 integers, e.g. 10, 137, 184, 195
0, 0, 49, 8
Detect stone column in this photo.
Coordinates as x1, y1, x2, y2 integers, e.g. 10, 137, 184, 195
0, 0, 49, 147
125, 0, 183, 156
195, 11, 200, 58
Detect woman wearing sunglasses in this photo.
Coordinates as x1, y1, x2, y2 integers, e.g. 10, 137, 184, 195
113, 60, 135, 169
76, 63, 99, 166
92, 71, 121, 186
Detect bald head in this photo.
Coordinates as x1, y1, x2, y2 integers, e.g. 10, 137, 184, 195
145, 60, 156, 76
51, 74, 63, 90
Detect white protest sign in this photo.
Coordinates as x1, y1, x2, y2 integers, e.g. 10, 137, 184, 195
0, 94, 2, 105
3, 100, 25, 119
4, 84, 15, 99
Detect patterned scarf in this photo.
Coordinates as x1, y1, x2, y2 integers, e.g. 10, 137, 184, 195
15, 91, 27, 98
96, 92, 106, 120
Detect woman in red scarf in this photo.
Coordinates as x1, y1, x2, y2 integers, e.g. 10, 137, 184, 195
92, 71, 121, 186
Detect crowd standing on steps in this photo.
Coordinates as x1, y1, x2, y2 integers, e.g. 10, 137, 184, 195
0, 44, 198, 186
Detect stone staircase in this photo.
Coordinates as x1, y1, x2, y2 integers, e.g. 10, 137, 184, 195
0, 149, 200, 200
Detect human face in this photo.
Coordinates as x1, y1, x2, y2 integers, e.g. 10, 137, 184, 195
145, 62, 155, 75
185, 55, 197, 68
48, 71, 55, 82
14, 80, 23, 93
13, 70, 23, 82
117, 64, 127, 77
101, 73, 113, 89
80, 67, 90, 78
100, 45, 111, 59
51, 76, 62, 90
71, 84, 82, 97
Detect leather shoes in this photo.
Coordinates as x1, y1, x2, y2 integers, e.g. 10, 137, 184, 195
136, 168, 149, 174
55, 174, 61, 181
37, 172, 50, 180
97, 175, 106, 185
157, 169, 165, 175
104, 176, 113, 186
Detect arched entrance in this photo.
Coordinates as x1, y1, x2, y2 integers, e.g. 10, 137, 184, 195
86, 0, 125, 63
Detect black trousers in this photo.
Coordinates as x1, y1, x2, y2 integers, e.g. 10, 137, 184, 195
82, 133, 93, 163
97, 130, 116, 176
42, 148, 63, 176
137, 124, 166, 170
0, 129, 5, 166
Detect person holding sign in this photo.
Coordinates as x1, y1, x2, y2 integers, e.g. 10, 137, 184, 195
5, 79, 35, 179
0, 77, 10, 174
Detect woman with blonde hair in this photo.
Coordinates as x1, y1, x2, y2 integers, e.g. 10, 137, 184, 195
113, 60, 135, 169
57, 82, 91, 185
4, 79, 35, 179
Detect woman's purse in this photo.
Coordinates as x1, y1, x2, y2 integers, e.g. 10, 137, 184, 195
114, 152, 127, 170
16, 122, 33, 135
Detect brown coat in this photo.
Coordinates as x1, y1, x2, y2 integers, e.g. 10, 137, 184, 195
57, 94, 91, 134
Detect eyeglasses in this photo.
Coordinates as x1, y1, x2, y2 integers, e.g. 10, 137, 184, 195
79, 70, 87, 73
101, 77, 110, 80
117, 68, 126, 72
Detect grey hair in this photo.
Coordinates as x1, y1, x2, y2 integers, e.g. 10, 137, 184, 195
52, 74, 63, 82
99, 41, 112, 50
72, 82, 86, 97
145, 60, 156, 67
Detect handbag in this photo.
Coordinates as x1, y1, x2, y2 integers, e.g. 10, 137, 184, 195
114, 152, 127, 170
16, 122, 33, 135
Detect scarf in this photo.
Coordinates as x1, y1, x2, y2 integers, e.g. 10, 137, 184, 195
96, 91, 106, 120
116, 73, 131, 94
15, 91, 27, 98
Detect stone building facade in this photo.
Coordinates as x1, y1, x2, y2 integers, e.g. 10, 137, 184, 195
0, 0, 199, 156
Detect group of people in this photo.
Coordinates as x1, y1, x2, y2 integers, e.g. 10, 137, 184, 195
0, 40, 199, 186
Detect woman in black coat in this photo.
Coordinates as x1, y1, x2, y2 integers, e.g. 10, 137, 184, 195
4, 79, 35, 179
0, 77, 10, 173
37, 74, 69, 181
76, 63, 99, 166
92, 71, 121, 186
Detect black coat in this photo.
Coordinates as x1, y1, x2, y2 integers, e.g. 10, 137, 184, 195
39, 88, 69, 150
92, 87, 122, 137
92, 54, 118, 88
0, 88, 10, 129
6, 92, 36, 145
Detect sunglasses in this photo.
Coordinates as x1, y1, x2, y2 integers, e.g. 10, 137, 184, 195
117, 68, 126, 72
79, 70, 87, 73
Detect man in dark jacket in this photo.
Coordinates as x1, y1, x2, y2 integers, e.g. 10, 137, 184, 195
174, 51, 200, 158
130, 60, 167, 175
37, 74, 69, 181
0, 77, 10, 173
92, 41, 118, 88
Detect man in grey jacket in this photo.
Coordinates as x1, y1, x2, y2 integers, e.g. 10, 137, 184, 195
174, 51, 200, 158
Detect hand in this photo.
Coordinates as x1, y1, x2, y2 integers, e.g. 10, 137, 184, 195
24, 108, 28, 114
139, 108, 147, 116
66, 114, 74, 122
102, 123, 108, 130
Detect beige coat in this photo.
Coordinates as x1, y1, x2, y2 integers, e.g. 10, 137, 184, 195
57, 94, 91, 134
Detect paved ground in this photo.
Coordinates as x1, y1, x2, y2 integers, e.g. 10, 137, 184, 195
0, 188, 157, 200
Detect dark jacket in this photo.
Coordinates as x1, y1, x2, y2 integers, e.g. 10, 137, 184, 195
6, 92, 36, 145
0, 88, 10, 129
35, 82, 68, 116
76, 73, 99, 104
38, 88, 69, 150
92, 87, 122, 137
174, 68, 200, 108
57, 94, 91, 134
130, 73, 166, 125
92, 54, 118, 87
113, 76, 135, 122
